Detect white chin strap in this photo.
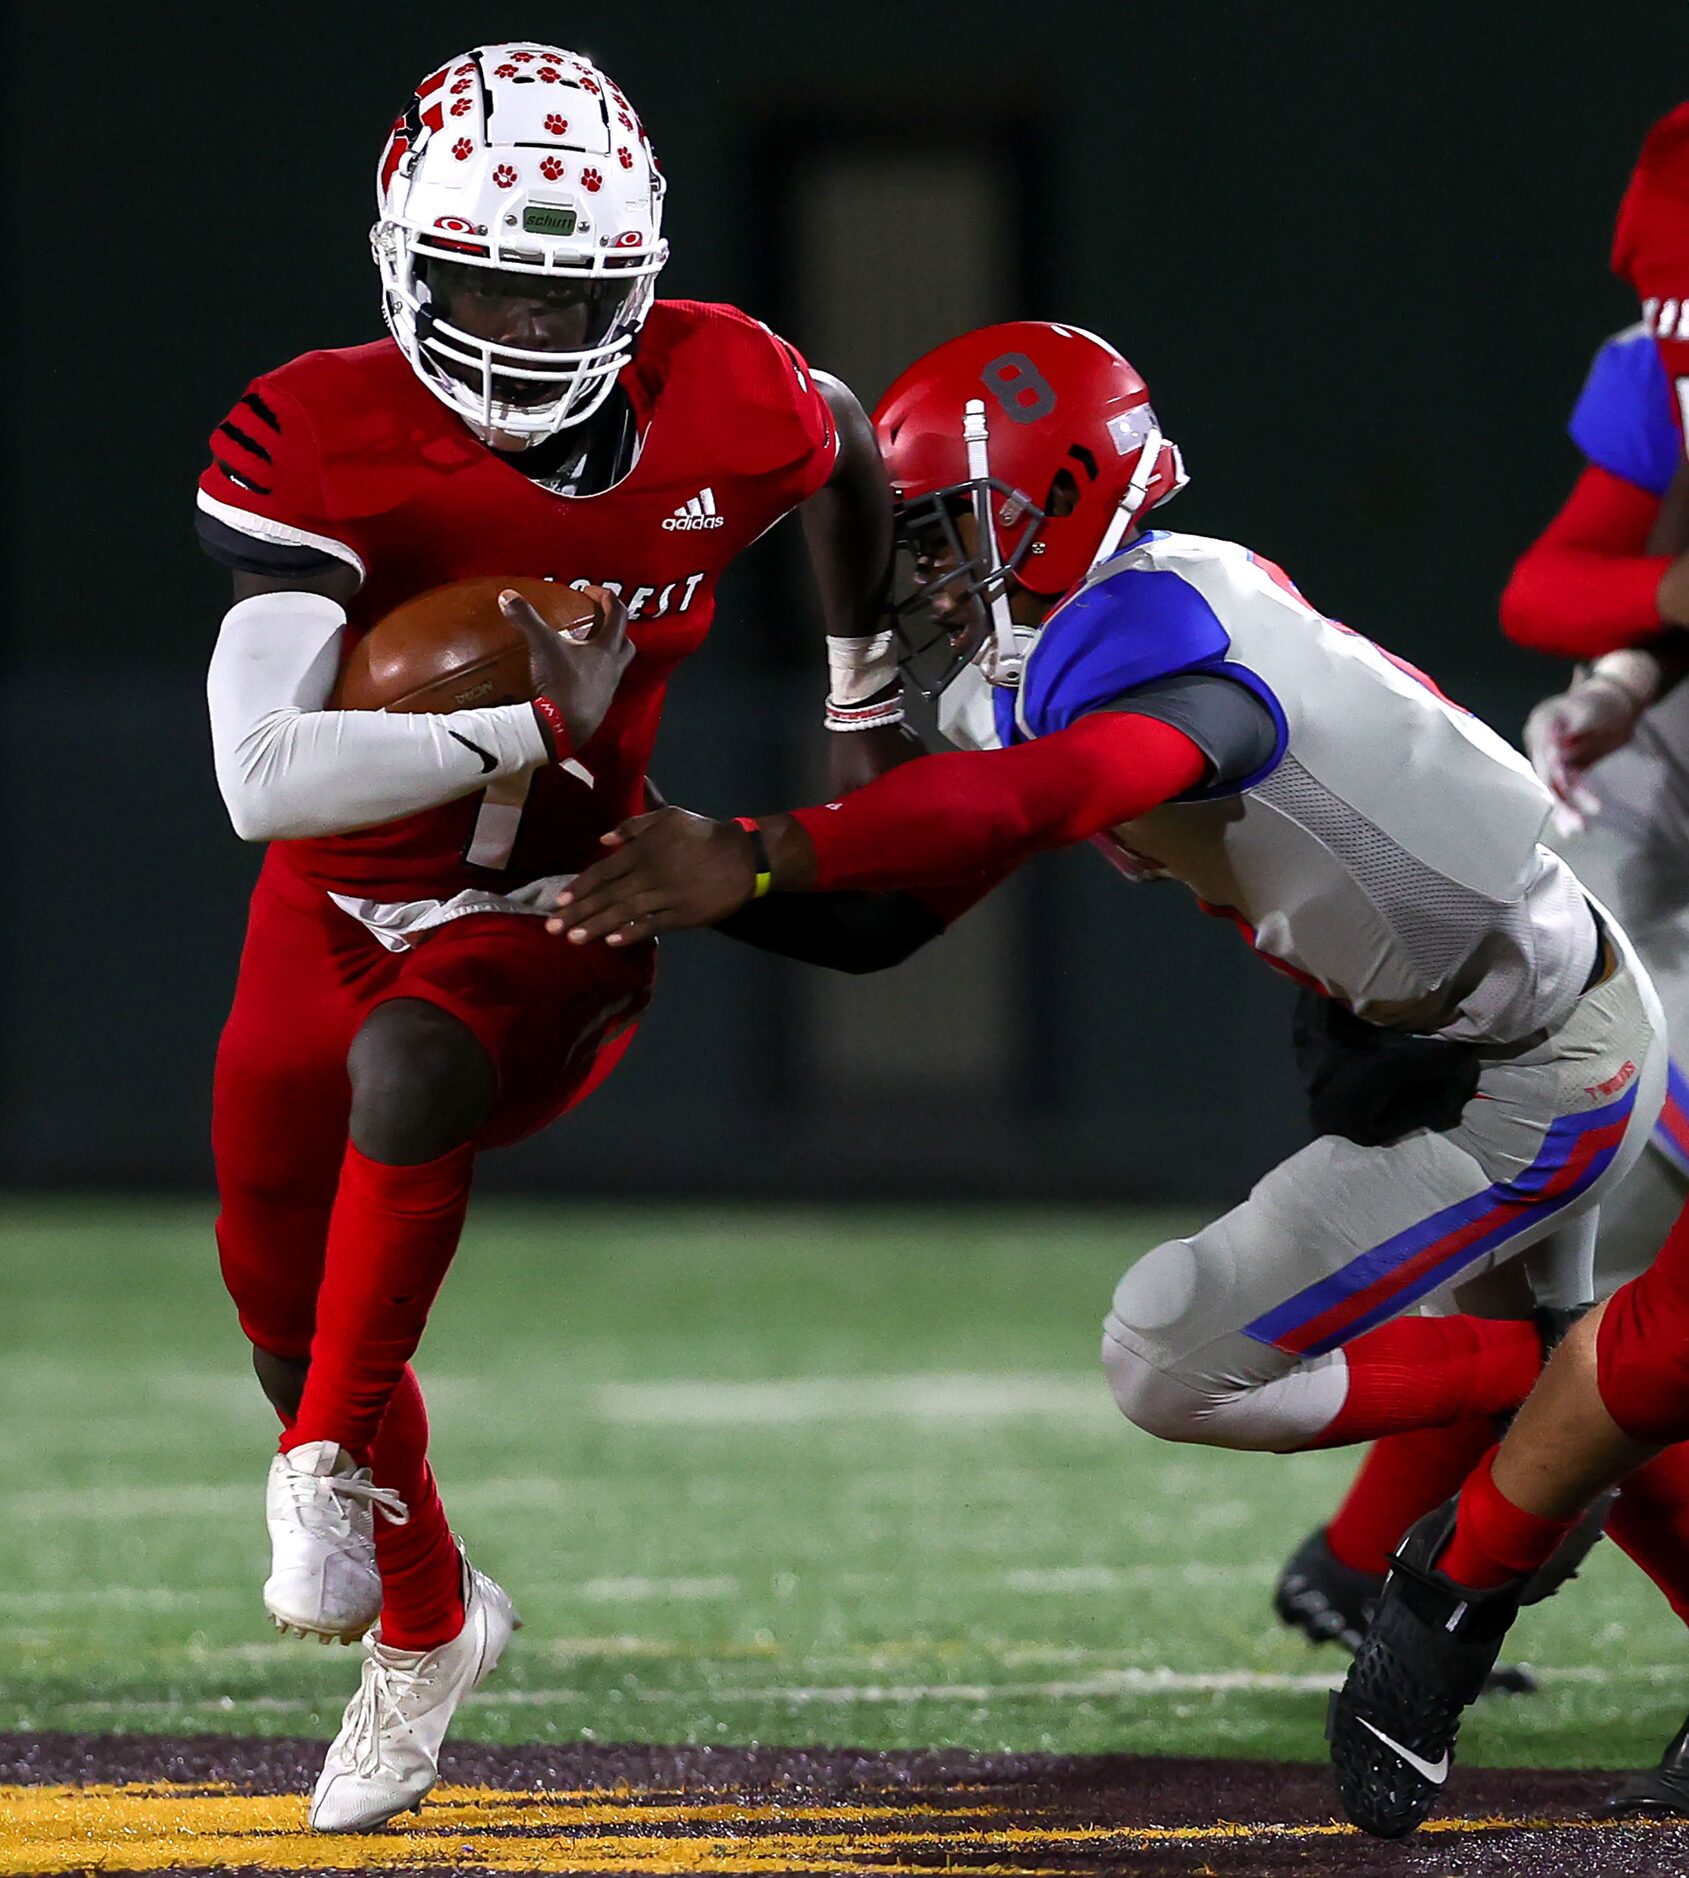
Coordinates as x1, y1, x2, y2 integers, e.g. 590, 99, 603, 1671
963, 398, 1027, 687
1087, 421, 1169, 573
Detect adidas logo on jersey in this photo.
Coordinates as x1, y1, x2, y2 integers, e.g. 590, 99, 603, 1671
662, 487, 726, 530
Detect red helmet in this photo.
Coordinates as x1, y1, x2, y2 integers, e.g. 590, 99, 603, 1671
1613, 103, 1689, 318
873, 321, 1186, 687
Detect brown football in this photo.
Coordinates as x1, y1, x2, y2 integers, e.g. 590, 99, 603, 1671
330, 576, 600, 714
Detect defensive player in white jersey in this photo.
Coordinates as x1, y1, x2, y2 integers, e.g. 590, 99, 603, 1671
1273, 102, 1689, 1713
545, 320, 1666, 1480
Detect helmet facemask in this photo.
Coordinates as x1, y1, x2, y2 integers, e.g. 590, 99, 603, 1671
378, 236, 657, 448
890, 477, 1046, 697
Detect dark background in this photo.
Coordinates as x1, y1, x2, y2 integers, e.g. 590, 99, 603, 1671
7, 6, 1684, 1198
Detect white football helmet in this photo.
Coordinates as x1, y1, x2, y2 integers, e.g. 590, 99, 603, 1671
372, 44, 668, 447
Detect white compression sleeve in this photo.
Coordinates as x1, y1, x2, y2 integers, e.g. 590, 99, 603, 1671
207, 590, 551, 842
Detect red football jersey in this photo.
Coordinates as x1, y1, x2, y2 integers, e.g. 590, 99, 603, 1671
198, 301, 836, 899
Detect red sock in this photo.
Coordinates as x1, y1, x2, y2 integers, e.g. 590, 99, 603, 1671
265, 1360, 464, 1649
370, 1367, 466, 1651
285, 1143, 475, 1460
1438, 1447, 1577, 1589
1325, 1419, 1499, 1575
1312, 1315, 1544, 1447
1608, 1443, 1689, 1625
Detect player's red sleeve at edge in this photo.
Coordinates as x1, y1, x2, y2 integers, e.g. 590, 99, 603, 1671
790, 713, 1209, 894
1499, 463, 1673, 658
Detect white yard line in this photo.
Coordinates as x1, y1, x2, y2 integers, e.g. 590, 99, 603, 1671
0, 1586, 248, 1612
8, 1475, 583, 1521
712, 1669, 1350, 1703
577, 1575, 740, 1602
17, 1367, 1123, 1433
0, 1562, 1279, 1613
1003, 1563, 1264, 1593
593, 1373, 1111, 1426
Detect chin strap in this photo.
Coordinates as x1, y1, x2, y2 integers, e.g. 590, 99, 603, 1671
1088, 425, 1183, 573
962, 399, 1026, 688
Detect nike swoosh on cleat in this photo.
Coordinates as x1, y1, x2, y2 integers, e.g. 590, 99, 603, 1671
1357, 1717, 1449, 1786
449, 731, 498, 773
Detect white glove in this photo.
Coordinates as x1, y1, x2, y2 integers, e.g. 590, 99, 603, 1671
1524, 663, 1654, 835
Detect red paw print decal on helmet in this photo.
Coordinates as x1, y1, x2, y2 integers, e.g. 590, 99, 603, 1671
617, 146, 634, 169
538, 66, 561, 82
452, 138, 474, 160
544, 113, 569, 135
493, 163, 518, 188
512, 50, 536, 62
617, 109, 634, 130
451, 78, 473, 93
580, 167, 603, 192
539, 156, 566, 182
494, 62, 518, 78
451, 98, 471, 117
578, 76, 601, 94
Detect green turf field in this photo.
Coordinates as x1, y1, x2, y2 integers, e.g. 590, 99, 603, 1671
2, 1200, 1683, 1769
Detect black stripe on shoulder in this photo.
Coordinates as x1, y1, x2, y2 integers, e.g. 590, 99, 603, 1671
240, 389, 282, 432
212, 453, 272, 495
218, 419, 273, 463
195, 508, 343, 577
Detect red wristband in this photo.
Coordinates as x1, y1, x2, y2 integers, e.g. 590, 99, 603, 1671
531, 696, 568, 760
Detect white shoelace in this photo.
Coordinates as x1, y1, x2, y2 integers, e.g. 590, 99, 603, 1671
279, 1466, 411, 1532
344, 1649, 438, 1776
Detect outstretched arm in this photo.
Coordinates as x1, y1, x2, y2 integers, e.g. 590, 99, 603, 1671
776, 712, 1208, 893
551, 711, 1207, 945
642, 770, 997, 972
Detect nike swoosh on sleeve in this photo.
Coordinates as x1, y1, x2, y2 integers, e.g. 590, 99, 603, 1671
449, 731, 498, 774
1357, 1718, 1449, 1786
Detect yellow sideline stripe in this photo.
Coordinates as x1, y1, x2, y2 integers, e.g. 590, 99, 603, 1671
0, 1782, 1679, 1875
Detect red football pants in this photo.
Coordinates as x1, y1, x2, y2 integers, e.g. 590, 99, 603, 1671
213, 857, 651, 1638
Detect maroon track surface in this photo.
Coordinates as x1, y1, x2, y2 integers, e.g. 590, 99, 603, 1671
5, 1732, 1689, 1876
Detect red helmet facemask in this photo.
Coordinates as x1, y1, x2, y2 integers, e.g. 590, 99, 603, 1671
873, 321, 1186, 692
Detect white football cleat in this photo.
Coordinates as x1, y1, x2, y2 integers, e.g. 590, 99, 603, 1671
309, 1551, 519, 1833
263, 1440, 409, 1643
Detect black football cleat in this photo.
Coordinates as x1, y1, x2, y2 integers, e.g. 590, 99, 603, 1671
1274, 1527, 1377, 1652
1606, 1712, 1689, 1817
1327, 1504, 1527, 1839
1275, 1526, 1538, 1693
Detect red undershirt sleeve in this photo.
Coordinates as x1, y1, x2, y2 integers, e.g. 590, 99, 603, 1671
789, 712, 1210, 894
1499, 463, 1672, 658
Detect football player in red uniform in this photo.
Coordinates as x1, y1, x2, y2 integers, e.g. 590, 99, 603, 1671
197, 42, 907, 1831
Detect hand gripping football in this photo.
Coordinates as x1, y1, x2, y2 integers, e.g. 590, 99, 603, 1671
330, 576, 600, 713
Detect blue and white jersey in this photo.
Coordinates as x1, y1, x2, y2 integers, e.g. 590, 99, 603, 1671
938, 531, 1594, 1043
1569, 322, 1681, 497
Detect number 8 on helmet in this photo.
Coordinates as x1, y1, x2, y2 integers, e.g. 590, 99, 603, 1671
873, 321, 1188, 692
